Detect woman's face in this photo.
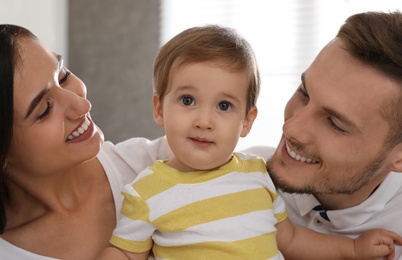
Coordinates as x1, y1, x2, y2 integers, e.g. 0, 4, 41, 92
6, 37, 103, 178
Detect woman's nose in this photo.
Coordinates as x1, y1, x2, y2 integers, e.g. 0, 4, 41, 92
61, 76, 90, 119
62, 89, 92, 120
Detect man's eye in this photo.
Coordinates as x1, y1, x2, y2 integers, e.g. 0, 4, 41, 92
218, 101, 232, 111
180, 96, 195, 106
327, 117, 346, 133
297, 85, 309, 99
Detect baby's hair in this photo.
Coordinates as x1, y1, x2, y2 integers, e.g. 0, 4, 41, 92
153, 25, 260, 114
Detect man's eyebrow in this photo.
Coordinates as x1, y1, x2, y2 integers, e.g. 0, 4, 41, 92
25, 55, 62, 119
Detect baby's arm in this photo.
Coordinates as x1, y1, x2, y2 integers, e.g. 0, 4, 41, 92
354, 229, 402, 260
276, 218, 402, 259
98, 246, 149, 260
97, 180, 154, 260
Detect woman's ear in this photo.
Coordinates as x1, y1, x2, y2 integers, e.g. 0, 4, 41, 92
240, 107, 258, 138
153, 93, 164, 126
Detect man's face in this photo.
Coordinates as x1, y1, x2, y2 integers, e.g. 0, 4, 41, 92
268, 39, 400, 200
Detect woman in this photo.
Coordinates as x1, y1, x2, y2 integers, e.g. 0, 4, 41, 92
0, 24, 171, 259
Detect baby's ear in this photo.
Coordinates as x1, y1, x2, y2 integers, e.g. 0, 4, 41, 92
153, 93, 164, 126
240, 107, 258, 138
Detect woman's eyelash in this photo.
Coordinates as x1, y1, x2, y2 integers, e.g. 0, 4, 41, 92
37, 101, 53, 120
59, 69, 71, 85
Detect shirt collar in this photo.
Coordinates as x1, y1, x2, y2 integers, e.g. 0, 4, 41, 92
289, 172, 401, 229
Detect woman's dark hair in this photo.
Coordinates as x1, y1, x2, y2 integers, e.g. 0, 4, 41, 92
0, 24, 36, 233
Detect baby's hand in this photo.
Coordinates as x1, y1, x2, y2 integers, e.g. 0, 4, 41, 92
354, 229, 402, 260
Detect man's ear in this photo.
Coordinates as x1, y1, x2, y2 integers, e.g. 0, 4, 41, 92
240, 107, 258, 138
153, 93, 164, 126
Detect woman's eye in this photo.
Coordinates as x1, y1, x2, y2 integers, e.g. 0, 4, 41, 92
59, 68, 71, 85
37, 101, 53, 121
218, 101, 232, 111
180, 96, 195, 106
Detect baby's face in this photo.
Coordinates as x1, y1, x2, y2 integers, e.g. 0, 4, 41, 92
153, 61, 256, 172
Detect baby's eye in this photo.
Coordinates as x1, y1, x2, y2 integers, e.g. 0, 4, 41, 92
218, 101, 232, 111
180, 96, 195, 106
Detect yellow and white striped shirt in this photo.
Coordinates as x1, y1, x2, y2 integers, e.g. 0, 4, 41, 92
110, 152, 287, 259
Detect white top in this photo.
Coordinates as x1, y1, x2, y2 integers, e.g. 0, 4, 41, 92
0, 137, 172, 260
0, 238, 59, 260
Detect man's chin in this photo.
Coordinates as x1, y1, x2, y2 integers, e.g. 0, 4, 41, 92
267, 163, 314, 194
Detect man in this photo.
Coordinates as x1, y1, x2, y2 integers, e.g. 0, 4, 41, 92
265, 11, 402, 258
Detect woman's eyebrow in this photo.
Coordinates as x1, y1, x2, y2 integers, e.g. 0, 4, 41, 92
24, 54, 63, 119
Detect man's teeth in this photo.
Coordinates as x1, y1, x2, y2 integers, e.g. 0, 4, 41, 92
286, 143, 317, 163
67, 118, 91, 140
